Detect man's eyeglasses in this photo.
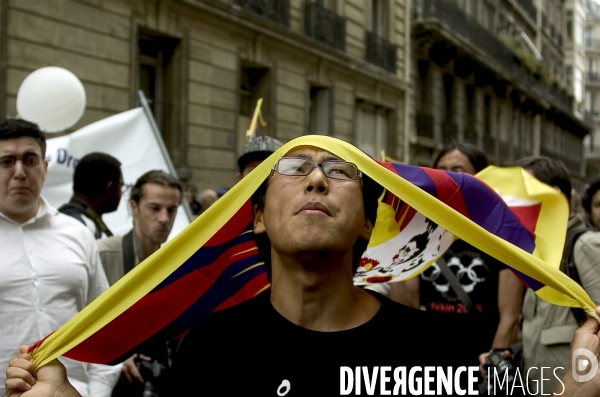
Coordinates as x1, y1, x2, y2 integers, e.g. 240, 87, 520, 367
0, 153, 42, 169
272, 157, 362, 181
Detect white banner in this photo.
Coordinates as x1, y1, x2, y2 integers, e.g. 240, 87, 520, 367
42, 107, 191, 238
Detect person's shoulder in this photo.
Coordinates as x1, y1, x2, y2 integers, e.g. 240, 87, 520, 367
96, 235, 124, 253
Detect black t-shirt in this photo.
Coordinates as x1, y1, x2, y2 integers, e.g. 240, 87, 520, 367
168, 290, 481, 396
419, 240, 504, 366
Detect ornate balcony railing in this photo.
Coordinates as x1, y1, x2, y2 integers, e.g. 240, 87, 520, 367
416, 112, 434, 139
517, 0, 537, 21
413, 0, 573, 110
442, 121, 457, 143
483, 135, 495, 154
365, 31, 397, 73
464, 128, 478, 145
305, 0, 346, 51
234, 0, 290, 26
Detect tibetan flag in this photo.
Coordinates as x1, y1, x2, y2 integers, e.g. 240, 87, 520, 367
353, 164, 568, 290
245, 98, 267, 141
29, 135, 598, 369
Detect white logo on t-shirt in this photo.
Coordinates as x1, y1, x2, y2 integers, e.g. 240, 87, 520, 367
277, 379, 290, 396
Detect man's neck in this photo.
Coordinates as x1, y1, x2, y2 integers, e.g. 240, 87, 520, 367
269, 251, 380, 332
1, 199, 41, 224
133, 226, 160, 259
73, 193, 104, 215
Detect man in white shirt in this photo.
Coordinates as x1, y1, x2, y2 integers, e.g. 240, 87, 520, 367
0, 119, 120, 397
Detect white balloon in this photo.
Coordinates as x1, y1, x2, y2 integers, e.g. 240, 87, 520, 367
16, 67, 86, 133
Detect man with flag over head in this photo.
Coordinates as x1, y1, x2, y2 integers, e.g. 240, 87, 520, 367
7, 143, 600, 396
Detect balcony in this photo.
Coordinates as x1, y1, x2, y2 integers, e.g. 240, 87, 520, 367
365, 31, 397, 73
234, 0, 290, 26
413, 0, 573, 111
305, 0, 345, 51
442, 121, 457, 143
464, 128, 478, 145
483, 135, 495, 154
517, 0, 537, 21
587, 72, 600, 86
416, 112, 434, 139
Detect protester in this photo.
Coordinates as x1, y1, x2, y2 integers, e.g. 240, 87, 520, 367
236, 135, 282, 180
7, 144, 600, 396
583, 178, 600, 230
0, 119, 120, 397
572, 187, 586, 218
96, 170, 182, 397
183, 183, 201, 216
518, 156, 600, 393
386, 143, 523, 368
59, 152, 124, 238
198, 188, 218, 213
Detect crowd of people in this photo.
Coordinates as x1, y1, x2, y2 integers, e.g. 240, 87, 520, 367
3, 116, 600, 396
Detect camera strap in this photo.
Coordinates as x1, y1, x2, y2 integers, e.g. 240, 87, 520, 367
436, 257, 474, 311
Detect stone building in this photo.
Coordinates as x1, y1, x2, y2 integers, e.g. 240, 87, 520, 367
411, 0, 591, 188
0, 0, 410, 190
584, 0, 600, 176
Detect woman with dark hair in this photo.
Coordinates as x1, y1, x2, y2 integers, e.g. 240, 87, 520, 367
432, 142, 489, 174
390, 143, 523, 370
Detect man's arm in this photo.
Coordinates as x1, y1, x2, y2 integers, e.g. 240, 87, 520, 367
6, 346, 81, 397
491, 269, 523, 348
557, 309, 600, 396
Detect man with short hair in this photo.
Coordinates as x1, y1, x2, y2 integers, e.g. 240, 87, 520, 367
95, 170, 182, 397
59, 152, 123, 238
0, 119, 120, 397
518, 156, 600, 394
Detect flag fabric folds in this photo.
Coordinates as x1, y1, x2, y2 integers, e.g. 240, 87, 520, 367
30, 135, 598, 369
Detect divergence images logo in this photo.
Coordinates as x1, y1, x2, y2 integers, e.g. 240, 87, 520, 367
572, 348, 599, 383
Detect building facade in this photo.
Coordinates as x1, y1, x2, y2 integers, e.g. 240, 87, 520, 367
0, 0, 410, 190
411, 0, 591, 188
585, 0, 600, 176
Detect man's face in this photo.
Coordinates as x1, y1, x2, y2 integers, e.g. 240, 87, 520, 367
254, 147, 373, 262
237, 160, 263, 180
436, 149, 476, 175
131, 183, 180, 246
0, 136, 47, 223
590, 190, 600, 230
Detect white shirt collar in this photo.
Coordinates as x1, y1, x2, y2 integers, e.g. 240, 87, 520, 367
0, 196, 57, 226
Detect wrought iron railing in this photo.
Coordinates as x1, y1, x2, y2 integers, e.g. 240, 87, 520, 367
483, 135, 495, 154
234, 0, 290, 26
305, 0, 346, 51
416, 112, 434, 139
413, 0, 573, 110
442, 121, 457, 143
464, 128, 478, 145
365, 31, 397, 73
517, 0, 537, 21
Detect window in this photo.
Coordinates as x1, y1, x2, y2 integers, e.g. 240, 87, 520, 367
566, 11, 573, 40
137, 30, 182, 166
354, 101, 390, 157
309, 86, 331, 135
586, 26, 593, 47
367, 0, 388, 37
